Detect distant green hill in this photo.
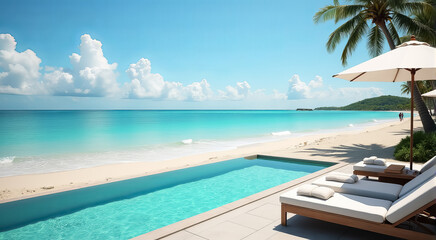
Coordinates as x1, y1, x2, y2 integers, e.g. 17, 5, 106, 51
315, 95, 410, 111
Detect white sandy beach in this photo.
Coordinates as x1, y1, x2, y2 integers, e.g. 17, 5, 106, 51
0, 117, 421, 202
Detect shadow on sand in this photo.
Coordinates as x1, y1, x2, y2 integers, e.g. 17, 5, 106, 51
299, 143, 395, 164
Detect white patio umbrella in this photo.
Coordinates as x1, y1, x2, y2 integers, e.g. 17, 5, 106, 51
422, 89, 436, 98
333, 36, 436, 170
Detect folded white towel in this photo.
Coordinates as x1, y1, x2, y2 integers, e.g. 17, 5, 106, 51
374, 158, 386, 165
363, 157, 386, 166
325, 172, 358, 183
297, 184, 334, 200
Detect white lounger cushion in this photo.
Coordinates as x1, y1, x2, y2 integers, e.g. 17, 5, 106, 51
399, 165, 436, 198
312, 177, 402, 201
280, 189, 392, 223
386, 176, 436, 224
419, 155, 436, 173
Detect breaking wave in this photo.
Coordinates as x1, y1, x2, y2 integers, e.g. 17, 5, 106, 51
0, 156, 15, 164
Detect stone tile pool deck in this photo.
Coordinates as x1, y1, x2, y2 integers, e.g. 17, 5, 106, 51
135, 157, 414, 240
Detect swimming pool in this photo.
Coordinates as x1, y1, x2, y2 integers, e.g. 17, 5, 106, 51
0, 156, 334, 239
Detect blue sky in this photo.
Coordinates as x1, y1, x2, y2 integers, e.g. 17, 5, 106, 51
0, 0, 406, 109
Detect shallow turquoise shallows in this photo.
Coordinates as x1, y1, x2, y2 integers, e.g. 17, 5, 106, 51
0, 110, 401, 176
0, 156, 333, 240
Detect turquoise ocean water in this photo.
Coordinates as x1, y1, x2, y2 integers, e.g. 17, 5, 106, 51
0, 110, 402, 176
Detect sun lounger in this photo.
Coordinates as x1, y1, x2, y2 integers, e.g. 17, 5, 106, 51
313, 165, 436, 201
280, 175, 436, 240
353, 155, 436, 176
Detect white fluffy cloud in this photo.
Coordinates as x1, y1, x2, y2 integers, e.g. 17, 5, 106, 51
287, 74, 328, 100
43, 67, 74, 95
308, 75, 323, 88
125, 58, 165, 98
125, 58, 213, 101
287, 74, 314, 99
0, 34, 42, 95
67, 34, 119, 97
286, 74, 383, 101
218, 81, 251, 100
0, 34, 120, 97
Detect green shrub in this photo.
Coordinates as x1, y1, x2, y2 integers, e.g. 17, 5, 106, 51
394, 131, 436, 163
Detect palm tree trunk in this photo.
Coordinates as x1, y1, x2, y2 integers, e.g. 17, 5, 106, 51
379, 21, 436, 132
432, 80, 436, 116
377, 21, 396, 50
412, 83, 436, 132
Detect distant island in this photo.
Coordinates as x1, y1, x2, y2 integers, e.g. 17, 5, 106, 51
315, 95, 410, 111
296, 108, 313, 111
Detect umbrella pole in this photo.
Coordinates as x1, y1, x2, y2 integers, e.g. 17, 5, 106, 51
409, 70, 416, 170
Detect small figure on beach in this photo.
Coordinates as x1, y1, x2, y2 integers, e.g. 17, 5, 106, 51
399, 112, 404, 121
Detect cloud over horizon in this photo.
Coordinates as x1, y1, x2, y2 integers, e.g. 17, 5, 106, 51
0, 33, 384, 104
287, 74, 383, 101
124, 58, 214, 101
0, 34, 42, 95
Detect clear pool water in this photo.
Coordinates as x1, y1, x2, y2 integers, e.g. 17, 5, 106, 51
0, 156, 333, 239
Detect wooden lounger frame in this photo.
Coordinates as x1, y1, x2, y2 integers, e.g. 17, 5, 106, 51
281, 200, 436, 240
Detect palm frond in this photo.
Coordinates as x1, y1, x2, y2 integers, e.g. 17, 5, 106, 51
368, 25, 384, 57
326, 13, 364, 52
352, 0, 373, 4
401, 82, 410, 95
334, 5, 365, 23
394, 2, 435, 16
314, 5, 339, 23
341, 19, 369, 65
393, 12, 436, 45
387, 20, 401, 45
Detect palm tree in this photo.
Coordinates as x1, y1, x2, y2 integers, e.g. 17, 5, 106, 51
402, 0, 436, 116
400, 0, 436, 117
400, 81, 431, 95
314, 0, 436, 132
402, 81, 436, 115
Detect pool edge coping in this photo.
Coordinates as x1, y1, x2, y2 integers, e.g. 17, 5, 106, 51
132, 160, 347, 240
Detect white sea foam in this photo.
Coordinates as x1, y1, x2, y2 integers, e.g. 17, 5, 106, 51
348, 124, 354, 127
181, 139, 193, 144
373, 119, 378, 122
271, 131, 291, 136
0, 156, 15, 164
0, 118, 399, 178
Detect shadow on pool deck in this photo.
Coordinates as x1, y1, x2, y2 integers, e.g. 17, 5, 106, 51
300, 143, 395, 163
272, 215, 402, 240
